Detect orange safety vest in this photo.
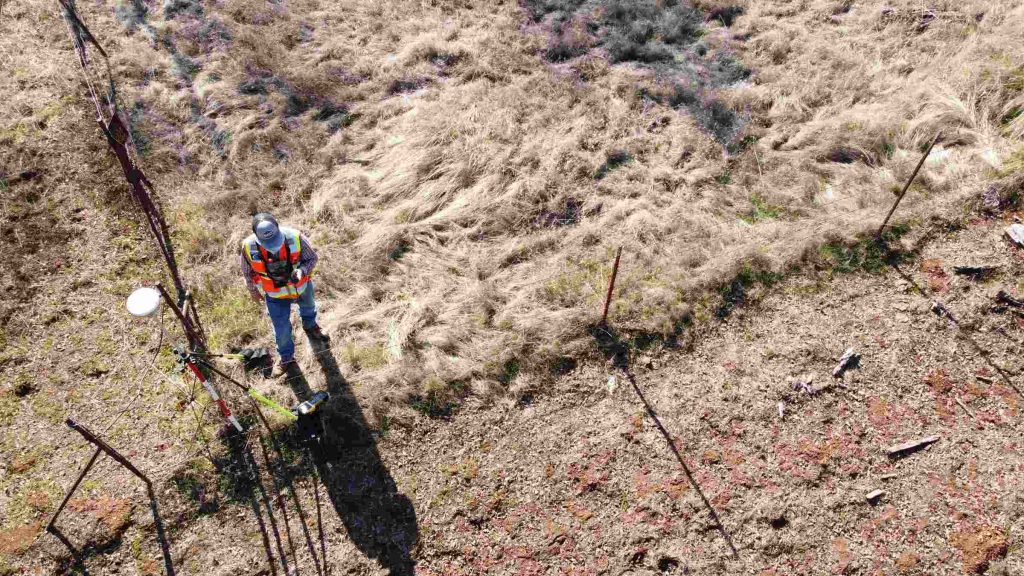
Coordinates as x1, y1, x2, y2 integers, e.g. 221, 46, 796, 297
242, 228, 310, 299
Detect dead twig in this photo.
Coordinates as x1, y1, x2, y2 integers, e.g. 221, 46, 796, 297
996, 291, 1024, 309
955, 397, 977, 421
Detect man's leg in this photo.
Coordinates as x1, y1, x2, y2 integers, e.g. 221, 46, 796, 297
297, 281, 318, 330
265, 296, 296, 361
298, 282, 330, 344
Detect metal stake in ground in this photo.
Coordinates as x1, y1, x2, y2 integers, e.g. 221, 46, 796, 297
47, 446, 102, 533
155, 283, 205, 351
877, 133, 942, 237
56, 0, 189, 303
601, 247, 623, 325
48, 419, 175, 576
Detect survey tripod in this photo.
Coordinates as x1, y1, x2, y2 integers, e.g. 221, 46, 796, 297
173, 346, 330, 429
160, 288, 332, 575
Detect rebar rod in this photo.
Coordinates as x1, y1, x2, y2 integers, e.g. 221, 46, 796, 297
601, 247, 623, 325
877, 133, 942, 237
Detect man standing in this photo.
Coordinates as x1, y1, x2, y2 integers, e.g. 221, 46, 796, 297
240, 212, 330, 377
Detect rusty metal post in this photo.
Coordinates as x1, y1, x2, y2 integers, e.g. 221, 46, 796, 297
57, 0, 190, 305
179, 290, 192, 319
48, 420, 151, 531
177, 289, 206, 350
601, 247, 623, 325
877, 133, 942, 237
65, 419, 151, 485
46, 447, 102, 532
156, 283, 204, 350
186, 296, 208, 346
49, 420, 176, 574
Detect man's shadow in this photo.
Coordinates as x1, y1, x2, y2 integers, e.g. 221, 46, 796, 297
284, 341, 418, 575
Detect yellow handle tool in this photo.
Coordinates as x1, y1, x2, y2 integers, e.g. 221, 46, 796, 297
248, 389, 298, 422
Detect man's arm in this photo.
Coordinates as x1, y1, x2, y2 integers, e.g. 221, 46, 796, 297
298, 233, 318, 277
239, 248, 262, 300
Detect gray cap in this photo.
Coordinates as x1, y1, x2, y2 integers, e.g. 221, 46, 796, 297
252, 213, 284, 252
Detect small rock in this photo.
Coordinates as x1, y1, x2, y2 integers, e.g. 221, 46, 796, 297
1006, 224, 1024, 248
790, 373, 815, 394
981, 184, 1001, 212
865, 489, 885, 504
832, 348, 861, 378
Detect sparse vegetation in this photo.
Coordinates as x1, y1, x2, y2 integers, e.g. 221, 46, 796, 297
342, 342, 387, 371
4, 0, 1024, 572
0, 395, 18, 427
202, 285, 263, 351
739, 194, 782, 224
817, 226, 909, 275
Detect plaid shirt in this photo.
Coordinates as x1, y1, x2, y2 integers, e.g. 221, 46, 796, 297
240, 231, 318, 296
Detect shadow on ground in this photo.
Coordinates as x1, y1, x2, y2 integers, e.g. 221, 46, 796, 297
590, 323, 739, 559
281, 341, 419, 575
47, 469, 175, 576
202, 337, 418, 575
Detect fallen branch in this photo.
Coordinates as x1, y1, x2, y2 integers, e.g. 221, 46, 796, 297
886, 435, 940, 458
931, 301, 957, 323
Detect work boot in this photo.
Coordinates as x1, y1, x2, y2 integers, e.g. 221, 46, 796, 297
304, 324, 331, 344
270, 358, 296, 378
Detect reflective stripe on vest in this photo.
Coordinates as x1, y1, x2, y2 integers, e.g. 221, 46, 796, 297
242, 228, 310, 299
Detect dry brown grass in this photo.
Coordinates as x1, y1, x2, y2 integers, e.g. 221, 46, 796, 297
4, 0, 1024, 420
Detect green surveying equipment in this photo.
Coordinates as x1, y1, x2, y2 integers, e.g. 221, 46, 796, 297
172, 346, 330, 427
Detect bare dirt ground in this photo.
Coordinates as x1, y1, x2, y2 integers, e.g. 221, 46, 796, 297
8, 196, 1023, 575
386, 214, 1024, 575
2, 0, 1024, 574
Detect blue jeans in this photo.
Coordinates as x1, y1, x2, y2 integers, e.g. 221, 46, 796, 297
265, 281, 317, 362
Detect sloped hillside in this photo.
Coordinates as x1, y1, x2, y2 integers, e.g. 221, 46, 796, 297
1, 0, 1024, 574
6, 0, 1023, 412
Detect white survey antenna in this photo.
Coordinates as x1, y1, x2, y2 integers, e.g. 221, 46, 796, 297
126, 287, 162, 317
